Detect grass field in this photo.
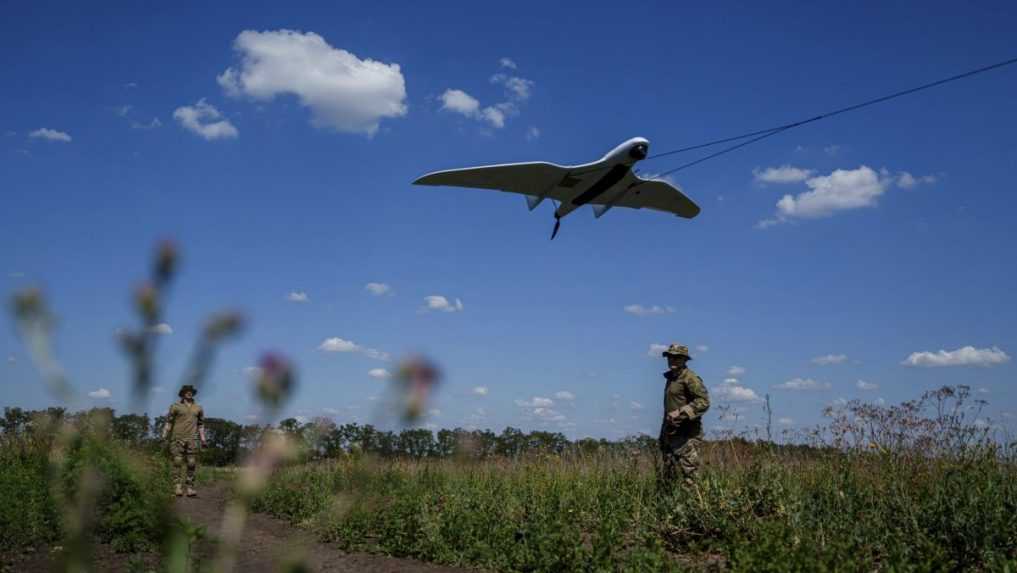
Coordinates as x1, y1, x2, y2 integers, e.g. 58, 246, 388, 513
249, 443, 1017, 572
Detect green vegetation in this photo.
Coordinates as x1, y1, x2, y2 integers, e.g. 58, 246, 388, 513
249, 445, 1016, 572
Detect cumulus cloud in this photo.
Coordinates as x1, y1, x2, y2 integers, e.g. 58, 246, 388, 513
490, 73, 534, 101
422, 295, 463, 313
472, 386, 489, 396
499, 57, 517, 70
317, 337, 389, 361
630, 401, 644, 410
624, 304, 674, 316
173, 99, 238, 140
131, 118, 162, 130
365, 282, 391, 296
439, 89, 513, 129
218, 29, 407, 135
287, 291, 309, 303
532, 407, 566, 421
856, 380, 879, 391
554, 390, 575, 401
753, 165, 813, 184
149, 323, 173, 335
723, 378, 740, 385
88, 388, 112, 399
812, 354, 847, 365
526, 126, 541, 141
777, 166, 889, 219
516, 396, 554, 408
713, 384, 762, 402
775, 378, 831, 391
368, 368, 390, 379
29, 128, 72, 142
896, 171, 936, 189
728, 366, 746, 377
778, 417, 794, 426
901, 346, 1010, 367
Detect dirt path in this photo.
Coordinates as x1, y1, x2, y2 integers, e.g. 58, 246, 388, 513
3, 483, 474, 573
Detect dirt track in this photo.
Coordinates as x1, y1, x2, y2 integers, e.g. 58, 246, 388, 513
3, 482, 473, 572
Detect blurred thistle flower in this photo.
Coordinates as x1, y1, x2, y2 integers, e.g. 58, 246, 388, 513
204, 311, 245, 342
254, 352, 296, 410
152, 240, 178, 286
395, 355, 442, 422
134, 283, 160, 324
12, 287, 47, 322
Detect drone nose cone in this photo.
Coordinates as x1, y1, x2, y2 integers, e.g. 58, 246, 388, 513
629, 143, 648, 160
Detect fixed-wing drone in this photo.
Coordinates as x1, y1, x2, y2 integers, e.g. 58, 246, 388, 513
412, 137, 700, 239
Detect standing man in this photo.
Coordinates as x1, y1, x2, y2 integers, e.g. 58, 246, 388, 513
163, 384, 206, 497
659, 344, 710, 486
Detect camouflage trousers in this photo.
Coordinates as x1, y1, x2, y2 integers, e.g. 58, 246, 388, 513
170, 438, 199, 488
659, 432, 702, 486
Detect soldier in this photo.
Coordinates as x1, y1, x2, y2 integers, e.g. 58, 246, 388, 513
658, 344, 710, 486
163, 384, 206, 497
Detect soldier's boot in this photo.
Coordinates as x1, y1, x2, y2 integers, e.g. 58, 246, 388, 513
186, 486, 197, 497
174, 483, 183, 497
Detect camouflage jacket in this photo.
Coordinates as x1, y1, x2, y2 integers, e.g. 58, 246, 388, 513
167, 400, 204, 441
662, 367, 710, 435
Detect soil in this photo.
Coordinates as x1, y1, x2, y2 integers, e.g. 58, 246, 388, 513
2, 482, 475, 572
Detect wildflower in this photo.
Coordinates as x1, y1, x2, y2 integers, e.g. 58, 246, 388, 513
204, 311, 245, 341
134, 283, 159, 324
153, 240, 178, 286
254, 352, 296, 409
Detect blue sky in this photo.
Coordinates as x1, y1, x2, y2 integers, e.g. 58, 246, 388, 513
3, 1, 1015, 439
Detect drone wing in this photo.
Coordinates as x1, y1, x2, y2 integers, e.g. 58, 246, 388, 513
608, 177, 700, 219
413, 162, 575, 204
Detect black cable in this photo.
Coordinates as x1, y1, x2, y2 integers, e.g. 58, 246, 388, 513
643, 55, 1017, 170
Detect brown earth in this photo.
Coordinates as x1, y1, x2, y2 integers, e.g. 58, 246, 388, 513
2, 482, 475, 572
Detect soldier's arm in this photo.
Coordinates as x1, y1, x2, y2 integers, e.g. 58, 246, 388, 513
685, 375, 710, 418
197, 406, 206, 444
162, 405, 175, 439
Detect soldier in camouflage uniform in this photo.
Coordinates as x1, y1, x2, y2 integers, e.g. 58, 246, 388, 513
163, 384, 206, 497
659, 344, 710, 486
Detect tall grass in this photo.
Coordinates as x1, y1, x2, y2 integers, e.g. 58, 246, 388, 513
250, 441, 1017, 571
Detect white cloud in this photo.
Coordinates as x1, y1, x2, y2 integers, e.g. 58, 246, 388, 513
7, 355, 16, 365
824, 145, 841, 156
29, 128, 72, 142
624, 304, 674, 316
713, 384, 762, 402
977, 387, 990, 394
896, 171, 936, 189
131, 117, 162, 130
368, 368, 391, 380
322, 407, 340, 416
812, 354, 848, 365
149, 323, 173, 335
244, 366, 263, 379
902, 346, 1010, 367
88, 388, 112, 399
753, 165, 813, 184
428, 408, 441, 417
218, 29, 407, 135
440, 89, 480, 116
723, 378, 740, 385
287, 291, 309, 303
499, 57, 517, 70
728, 366, 746, 376
472, 386, 489, 396
630, 401, 644, 410
554, 390, 575, 401
365, 282, 392, 296
317, 337, 390, 361
490, 73, 534, 101
777, 166, 889, 219
532, 407, 566, 421
696, 345, 709, 353
647, 344, 669, 357
775, 377, 831, 391
525, 126, 541, 141
778, 417, 794, 426
422, 295, 463, 313
173, 99, 238, 140
516, 396, 554, 408
856, 380, 879, 391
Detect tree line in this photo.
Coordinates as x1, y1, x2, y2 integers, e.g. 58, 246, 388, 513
1, 406, 657, 465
